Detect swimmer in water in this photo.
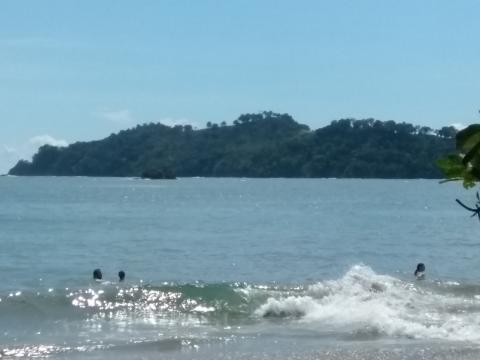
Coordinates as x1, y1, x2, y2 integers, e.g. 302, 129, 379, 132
93, 268, 103, 281
414, 263, 425, 280
118, 270, 125, 282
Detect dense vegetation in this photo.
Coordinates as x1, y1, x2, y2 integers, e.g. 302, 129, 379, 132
9, 112, 456, 179
437, 124, 480, 220
438, 124, 480, 188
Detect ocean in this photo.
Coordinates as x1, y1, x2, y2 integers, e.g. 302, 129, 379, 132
1, 176, 480, 359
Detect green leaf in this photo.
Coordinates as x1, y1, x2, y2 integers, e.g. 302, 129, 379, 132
463, 141, 480, 166
456, 124, 480, 152
436, 153, 480, 189
436, 154, 466, 179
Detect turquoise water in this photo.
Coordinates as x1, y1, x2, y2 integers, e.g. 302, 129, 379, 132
1, 177, 480, 359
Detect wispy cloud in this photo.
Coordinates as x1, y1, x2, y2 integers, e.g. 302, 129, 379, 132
0, 144, 19, 167
450, 123, 467, 130
96, 109, 135, 125
0, 135, 69, 174
2, 145, 16, 155
0, 36, 68, 49
157, 117, 199, 128
0, 145, 18, 174
29, 134, 68, 148
95, 110, 198, 129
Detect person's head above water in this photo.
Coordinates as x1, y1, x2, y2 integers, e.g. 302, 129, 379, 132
415, 263, 425, 273
93, 268, 102, 280
118, 270, 125, 282
414, 263, 426, 278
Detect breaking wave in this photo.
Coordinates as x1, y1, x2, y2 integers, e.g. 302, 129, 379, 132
255, 264, 480, 342
4, 265, 480, 358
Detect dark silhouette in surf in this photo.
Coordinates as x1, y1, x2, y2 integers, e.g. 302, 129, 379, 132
93, 268, 103, 280
414, 263, 425, 280
118, 270, 125, 282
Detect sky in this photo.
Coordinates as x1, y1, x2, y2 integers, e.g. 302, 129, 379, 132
1, 0, 479, 173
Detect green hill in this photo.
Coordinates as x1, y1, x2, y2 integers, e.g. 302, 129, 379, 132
9, 112, 456, 178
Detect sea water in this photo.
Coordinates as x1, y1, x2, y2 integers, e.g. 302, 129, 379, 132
1, 177, 480, 359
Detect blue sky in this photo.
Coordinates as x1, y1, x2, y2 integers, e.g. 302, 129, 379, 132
1, 0, 479, 173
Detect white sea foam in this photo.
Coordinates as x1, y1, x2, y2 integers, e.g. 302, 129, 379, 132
193, 305, 215, 313
255, 264, 480, 343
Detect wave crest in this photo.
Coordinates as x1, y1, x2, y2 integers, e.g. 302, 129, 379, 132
254, 264, 480, 342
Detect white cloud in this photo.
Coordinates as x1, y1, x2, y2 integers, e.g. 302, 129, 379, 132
450, 123, 467, 130
2, 145, 16, 155
0, 145, 19, 174
29, 135, 68, 148
157, 117, 200, 129
0, 36, 74, 50
97, 109, 134, 125
95, 109, 198, 129
0, 135, 68, 174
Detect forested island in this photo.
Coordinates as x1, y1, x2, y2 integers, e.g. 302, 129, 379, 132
9, 112, 456, 179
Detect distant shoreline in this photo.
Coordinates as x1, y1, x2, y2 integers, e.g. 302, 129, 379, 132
8, 113, 456, 179
1, 175, 444, 181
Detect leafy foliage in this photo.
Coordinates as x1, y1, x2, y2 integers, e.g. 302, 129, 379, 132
9, 112, 455, 179
437, 124, 480, 188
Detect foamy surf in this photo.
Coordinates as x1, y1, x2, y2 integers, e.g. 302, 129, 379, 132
4, 265, 480, 359
255, 264, 480, 343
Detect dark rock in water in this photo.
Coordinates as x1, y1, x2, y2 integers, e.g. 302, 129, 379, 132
141, 168, 176, 180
